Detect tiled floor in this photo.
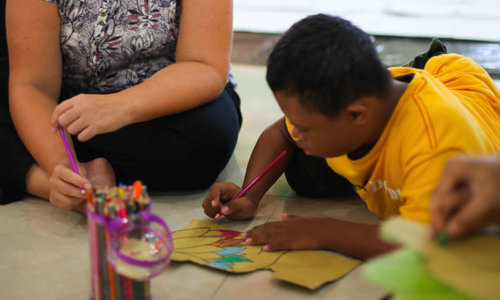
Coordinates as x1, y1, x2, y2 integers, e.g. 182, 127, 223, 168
1, 42, 499, 299
0, 63, 388, 299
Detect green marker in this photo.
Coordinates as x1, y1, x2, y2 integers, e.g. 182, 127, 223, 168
437, 230, 449, 246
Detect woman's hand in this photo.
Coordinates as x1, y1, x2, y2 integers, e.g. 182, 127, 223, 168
49, 162, 91, 211
431, 156, 500, 238
51, 94, 131, 142
49, 158, 115, 212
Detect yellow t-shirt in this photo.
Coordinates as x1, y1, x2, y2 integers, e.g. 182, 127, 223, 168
285, 54, 500, 223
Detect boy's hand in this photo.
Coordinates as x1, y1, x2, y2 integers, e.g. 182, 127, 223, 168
431, 156, 500, 238
202, 182, 259, 220
243, 214, 326, 251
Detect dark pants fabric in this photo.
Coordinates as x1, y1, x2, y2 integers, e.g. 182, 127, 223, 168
0, 58, 36, 203
285, 149, 357, 198
72, 83, 241, 191
0, 51, 241, 202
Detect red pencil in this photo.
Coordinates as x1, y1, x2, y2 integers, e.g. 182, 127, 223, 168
214, 150, 287, 220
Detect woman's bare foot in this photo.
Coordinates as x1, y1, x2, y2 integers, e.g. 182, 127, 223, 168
25, 164, 51, 200
26, 158, 115, 214
83, 158, 116, 189
72, 158, 116, 215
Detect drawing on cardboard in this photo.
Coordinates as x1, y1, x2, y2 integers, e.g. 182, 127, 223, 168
171, 219, 360, 289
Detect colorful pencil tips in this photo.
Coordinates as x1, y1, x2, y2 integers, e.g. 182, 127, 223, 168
133, 180, 142, 199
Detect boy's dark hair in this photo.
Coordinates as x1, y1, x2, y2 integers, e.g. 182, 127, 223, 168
266, 14, 392, 117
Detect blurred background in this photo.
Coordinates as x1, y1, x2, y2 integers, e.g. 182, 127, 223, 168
228, 0, 500, 173
231, 0, 500, 75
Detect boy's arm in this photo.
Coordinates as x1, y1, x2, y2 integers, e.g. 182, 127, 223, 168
244, 214, 397, 260
203, 117, 296, 219
243, 117, 296, 204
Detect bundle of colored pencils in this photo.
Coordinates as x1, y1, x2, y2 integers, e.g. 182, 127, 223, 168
87, 180, 151, 300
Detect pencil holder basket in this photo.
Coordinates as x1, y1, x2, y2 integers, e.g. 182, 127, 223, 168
107, 209, 173, 280
87, 182, 173, 300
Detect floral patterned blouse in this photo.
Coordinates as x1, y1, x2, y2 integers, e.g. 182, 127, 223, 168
45, 0, 181, 97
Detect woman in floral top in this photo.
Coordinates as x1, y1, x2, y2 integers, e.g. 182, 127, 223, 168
1, 0, 241, 211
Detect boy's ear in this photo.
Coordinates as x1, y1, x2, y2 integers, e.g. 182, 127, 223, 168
344, 98, 370, 125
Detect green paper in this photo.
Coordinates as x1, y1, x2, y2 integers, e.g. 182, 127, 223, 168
437, 230, 449, 246
369, 217, 500, 300
363, 248, 471, 300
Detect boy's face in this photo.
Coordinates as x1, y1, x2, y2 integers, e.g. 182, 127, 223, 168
275, 90, 365, 158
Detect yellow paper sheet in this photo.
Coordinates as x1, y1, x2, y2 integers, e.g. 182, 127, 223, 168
171, 219, 360, 289
381, 217, 500, 300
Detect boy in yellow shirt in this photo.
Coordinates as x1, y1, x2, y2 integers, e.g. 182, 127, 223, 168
203, 14, 500, 259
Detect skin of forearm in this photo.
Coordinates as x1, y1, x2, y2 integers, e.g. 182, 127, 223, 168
317, 218, 398, 260
116, 61, 229, 124
244, 122, 296, 205
9, 87, 71, 173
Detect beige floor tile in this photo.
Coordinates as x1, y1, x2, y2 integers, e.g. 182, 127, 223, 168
213, 271, 327, 300
213, 266, 387, 300
231, 64, 292, 197
269, 194, 381, 225
231, 64, 279, 169
151, 264, 225, 300
0, 199, 90, 299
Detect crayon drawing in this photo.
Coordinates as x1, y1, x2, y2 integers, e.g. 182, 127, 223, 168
171, 219, 360, 289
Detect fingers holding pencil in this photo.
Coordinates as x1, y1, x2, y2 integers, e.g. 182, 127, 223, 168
203, 150, 288, 221
202, 182, 257, 220
202, 182, 237, 217
217, 196, 259, 220
49, 163, 91, 210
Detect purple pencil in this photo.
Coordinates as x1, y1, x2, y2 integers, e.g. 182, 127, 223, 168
58, 126, 80, 175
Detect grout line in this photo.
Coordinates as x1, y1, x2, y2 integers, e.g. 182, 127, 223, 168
210, 275, 229, 300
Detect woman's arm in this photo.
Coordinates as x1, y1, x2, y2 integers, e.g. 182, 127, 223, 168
51, 0, 235, 142
124, 0, 234, 120
7, 0, 69, 173
8, 0, 94, 210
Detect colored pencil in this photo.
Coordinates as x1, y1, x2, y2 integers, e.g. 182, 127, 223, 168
215, 150, 287, 220
97, 197, 111, 300
105, 203, 117, 300
58, 126, 87, 195
89, 212, 102, 300
58, 126, 79, 174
